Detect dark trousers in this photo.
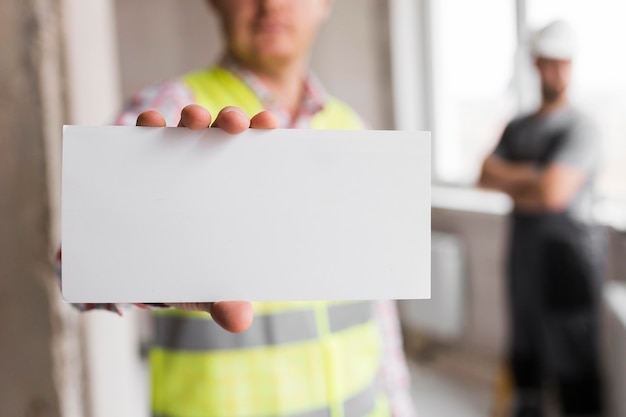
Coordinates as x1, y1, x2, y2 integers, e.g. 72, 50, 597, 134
508, 214, 604, 415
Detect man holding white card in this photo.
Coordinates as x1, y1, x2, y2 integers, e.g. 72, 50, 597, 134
61, 1, 417, 416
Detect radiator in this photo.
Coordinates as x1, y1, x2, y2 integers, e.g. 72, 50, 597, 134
399, 231, 466, 340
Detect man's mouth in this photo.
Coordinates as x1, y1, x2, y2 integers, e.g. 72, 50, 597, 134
254, 19, 286, 34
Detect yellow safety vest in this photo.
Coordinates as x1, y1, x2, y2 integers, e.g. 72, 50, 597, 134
150, 67, 390, 417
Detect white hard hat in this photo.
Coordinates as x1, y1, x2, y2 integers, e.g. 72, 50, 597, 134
531, 20, 578, 60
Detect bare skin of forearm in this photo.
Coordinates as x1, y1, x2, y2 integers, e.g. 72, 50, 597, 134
478, 156, 538, 193
508, 183, 545, 213
480, 155, 587, 214
507, 164, 587, 214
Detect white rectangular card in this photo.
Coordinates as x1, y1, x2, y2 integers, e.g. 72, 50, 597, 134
62, 126, 431, 302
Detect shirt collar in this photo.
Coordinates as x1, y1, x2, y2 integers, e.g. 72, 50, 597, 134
219, 55, 328, 127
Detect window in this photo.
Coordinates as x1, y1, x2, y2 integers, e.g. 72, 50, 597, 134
429, 0, 518, 185
419, 0, 626, 215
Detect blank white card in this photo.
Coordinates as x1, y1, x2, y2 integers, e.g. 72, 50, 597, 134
62, 126, 431, 303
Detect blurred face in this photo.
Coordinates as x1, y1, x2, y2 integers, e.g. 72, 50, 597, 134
210, 0, 332, 72
535, 57, 572, 103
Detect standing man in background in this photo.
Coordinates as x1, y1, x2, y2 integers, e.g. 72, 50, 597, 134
480, 21, 604, 417
60, 1, 416, 416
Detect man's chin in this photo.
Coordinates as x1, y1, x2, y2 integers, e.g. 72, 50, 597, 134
542, 86, 567, 103
252, 49, 295, 68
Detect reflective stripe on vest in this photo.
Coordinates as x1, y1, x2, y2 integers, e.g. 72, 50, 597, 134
149, 67, 389, 417
153, 381, 378, 417
154, 301, 374, 351
150, 305, 384, 417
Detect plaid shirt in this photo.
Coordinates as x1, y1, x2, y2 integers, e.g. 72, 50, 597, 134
59, 58, 416, 417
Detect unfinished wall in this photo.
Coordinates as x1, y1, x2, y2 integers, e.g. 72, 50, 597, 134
0, 0, 85, 416
430, 208, 509, 358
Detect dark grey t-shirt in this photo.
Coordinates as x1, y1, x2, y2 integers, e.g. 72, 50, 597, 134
493, 106, 601, 220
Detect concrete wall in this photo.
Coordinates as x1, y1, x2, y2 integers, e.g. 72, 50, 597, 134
430, 208, 509, 358
602, 282, 626, 417
312, 0, 394, 129
113, 0, 394, 129
0, 1, 85, 416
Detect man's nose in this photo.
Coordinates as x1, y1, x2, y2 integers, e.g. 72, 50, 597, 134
260, 0, 288, 12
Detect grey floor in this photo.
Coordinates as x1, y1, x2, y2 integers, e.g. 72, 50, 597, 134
408, 358, 495, 417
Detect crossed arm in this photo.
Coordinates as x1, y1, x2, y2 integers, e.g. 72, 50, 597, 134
479, 154, 586, 213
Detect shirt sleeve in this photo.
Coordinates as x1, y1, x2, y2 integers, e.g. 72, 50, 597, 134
492, 121, 515, 160
375, 300, 417, 417
115, 80, 195, 127
551, 116, 601, 174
